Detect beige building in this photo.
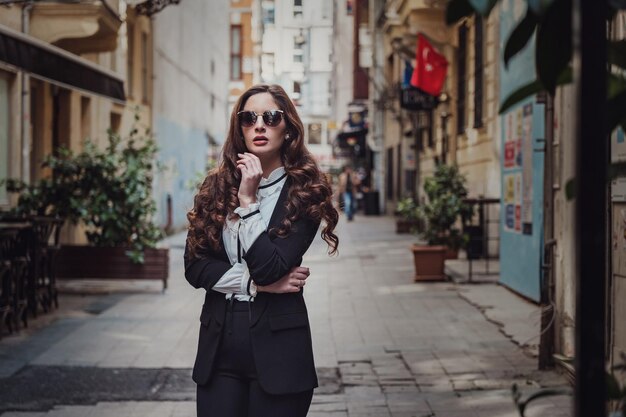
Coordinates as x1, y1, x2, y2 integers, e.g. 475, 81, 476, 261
372, 0, 501, 228
0, 1, 154, 242
229, 0, 258, 106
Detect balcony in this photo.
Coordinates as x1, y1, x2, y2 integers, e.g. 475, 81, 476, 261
30, 1, 122, 54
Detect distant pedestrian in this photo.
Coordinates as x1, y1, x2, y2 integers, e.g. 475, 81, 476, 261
337, 165, 359, 221
184, 84, 339, 417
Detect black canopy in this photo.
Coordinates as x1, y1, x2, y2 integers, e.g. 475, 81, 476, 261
0, 25, 125, 103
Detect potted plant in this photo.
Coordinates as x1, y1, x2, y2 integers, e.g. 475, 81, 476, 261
3, 117, 169, 290
411, 164, 472, 281
395, 197, 421, 234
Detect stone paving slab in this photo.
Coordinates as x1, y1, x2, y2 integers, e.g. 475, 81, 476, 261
0, 215, 572, 416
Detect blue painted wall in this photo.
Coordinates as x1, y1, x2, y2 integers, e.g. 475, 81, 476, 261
153, 117, 212, 232
499, 0, 545, 302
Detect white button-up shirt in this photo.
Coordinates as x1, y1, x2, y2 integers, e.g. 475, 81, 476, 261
212, 167, 288, 301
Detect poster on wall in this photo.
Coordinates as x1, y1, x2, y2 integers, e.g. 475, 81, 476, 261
503, 172, 522, 232
521, 104, 533, 234
502, 104, 533, 234
503, 112, 523, 169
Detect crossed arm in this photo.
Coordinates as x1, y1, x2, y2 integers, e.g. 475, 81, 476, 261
183, 217, 318, 294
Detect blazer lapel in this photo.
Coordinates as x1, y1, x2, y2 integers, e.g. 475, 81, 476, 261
267, 177, 290, 233
250, 177, 290, 326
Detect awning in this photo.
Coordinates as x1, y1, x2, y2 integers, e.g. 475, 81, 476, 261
0, 24, 125, 103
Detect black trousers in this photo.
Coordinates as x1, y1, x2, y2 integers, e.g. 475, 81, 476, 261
196, 299, 313, 417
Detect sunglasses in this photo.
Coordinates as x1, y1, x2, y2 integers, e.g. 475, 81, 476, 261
237, 110, 285, 128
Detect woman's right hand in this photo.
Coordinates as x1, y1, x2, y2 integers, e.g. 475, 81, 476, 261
237, 152, 263, 207
257, 266, 310, 293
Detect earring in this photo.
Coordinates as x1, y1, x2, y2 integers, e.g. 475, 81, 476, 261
285, 134, 291, 141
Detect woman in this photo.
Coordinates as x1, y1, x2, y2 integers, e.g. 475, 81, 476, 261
185, 84, 339, 417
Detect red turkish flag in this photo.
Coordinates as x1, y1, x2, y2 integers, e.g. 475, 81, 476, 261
410, 34, 449, 96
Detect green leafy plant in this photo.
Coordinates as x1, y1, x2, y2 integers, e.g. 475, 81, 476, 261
417, 164, 472, 250
3, 117, 162, 263
396, 197, 419, 220
446, 0, 626, 133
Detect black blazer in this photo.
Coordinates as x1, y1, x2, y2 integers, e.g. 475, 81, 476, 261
184, 179, 320, 395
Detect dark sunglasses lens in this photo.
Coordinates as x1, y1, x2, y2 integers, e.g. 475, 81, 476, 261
239, 112, 256, 127
263, 111, 282, 127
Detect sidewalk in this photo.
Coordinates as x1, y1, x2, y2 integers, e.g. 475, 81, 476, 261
0, 215, 571, 417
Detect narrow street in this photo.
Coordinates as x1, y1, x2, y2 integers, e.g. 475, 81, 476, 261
0, 215, 571, 417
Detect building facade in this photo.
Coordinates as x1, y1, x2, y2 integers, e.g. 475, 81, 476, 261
259, 0, 336, 171
371, 0, 501, 221
0, 1, 153, 243
152, 0, 230, 231
229, 0, 258, 106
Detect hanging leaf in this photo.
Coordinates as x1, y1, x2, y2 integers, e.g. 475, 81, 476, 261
608, 74, 626, 99
535, 0, 572, 95
499, 67, 572, 114
609, 40, 626, 70
446, 0, 475, 25
607, 90, 626, 135
527, 0, 556, 16
607, 373, 622, 400
468, 0, 498, 16
499, 80, 544, 114
504, 8, 539, 68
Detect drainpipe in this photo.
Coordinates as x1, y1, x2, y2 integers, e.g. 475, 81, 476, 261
21, 2, 32, 183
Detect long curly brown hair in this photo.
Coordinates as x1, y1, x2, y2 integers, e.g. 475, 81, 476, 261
186, 84, 339, 259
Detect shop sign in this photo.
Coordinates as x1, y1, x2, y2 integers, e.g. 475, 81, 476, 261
399, 87, 437, 111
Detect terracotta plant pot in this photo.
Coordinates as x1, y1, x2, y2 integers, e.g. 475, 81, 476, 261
56, 245, 169, 291
444, 248, 459, 260
411, 244, 447, 282
396, 219, 415, 234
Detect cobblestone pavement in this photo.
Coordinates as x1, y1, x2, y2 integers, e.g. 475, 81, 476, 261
0, 215, 572, 416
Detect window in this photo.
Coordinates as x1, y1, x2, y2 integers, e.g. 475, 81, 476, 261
230, 25, 242, 80
308, 123, 321, 144
293, 81, 301, 94
127, 22, 134, 98
0, 71, 10, 204
294, 37, 304, 63
110, 112, 122, 134
396, 144, 402, 200
456, 22, 467, 136
80, 96, 91, 144
262, 0, 275, 24
428, 110, 435, 148
386, 147, 393, 200
294, 0, 303, 18
474, 15, 484, 128
141, 32, 149, 103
